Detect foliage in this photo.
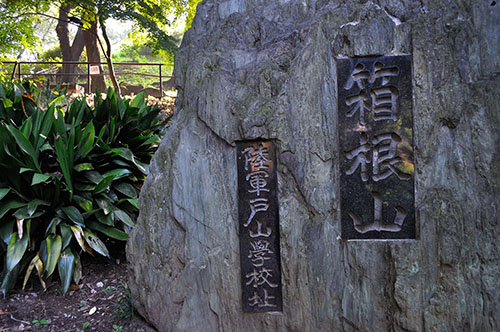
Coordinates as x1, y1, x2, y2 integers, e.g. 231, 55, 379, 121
0, 0, 51, 55
38, 45, 63, 62
0, 80, 170, 295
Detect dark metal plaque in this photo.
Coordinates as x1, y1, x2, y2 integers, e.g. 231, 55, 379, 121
337, 55, 415, 240
236, 140, 282, 312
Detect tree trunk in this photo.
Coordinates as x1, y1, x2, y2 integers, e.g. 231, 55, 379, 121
84, 22, 106, 92
55, 5, 84, 84
99, 21, 121, 95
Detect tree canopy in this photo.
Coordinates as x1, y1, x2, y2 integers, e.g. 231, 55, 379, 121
0, 0, 200, 58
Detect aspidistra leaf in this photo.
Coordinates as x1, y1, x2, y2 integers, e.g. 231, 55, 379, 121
83, 230, 109, 258
58, 248, 75, 294
6, 232, 28, 273
62, 206, 84, 226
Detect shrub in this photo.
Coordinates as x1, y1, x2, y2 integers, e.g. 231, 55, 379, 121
0, 81, 170, 295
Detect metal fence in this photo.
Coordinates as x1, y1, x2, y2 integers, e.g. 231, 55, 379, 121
2, 61, 174, 96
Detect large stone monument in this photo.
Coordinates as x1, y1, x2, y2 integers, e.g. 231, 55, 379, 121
126, 0, 500, 331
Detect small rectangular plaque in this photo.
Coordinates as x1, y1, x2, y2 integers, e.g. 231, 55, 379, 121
337, 55, 416, 240
236, 140, 283, 312
89, 65, 100, 75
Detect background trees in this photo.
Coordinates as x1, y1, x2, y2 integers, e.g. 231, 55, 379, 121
0, 0, 200, 91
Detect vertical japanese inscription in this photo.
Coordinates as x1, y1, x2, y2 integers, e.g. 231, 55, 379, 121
338, 55, 416, 240
237, 141, 282, 312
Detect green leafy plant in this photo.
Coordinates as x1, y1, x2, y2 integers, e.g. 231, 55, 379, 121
0, 80, 170, 295
32, 319, 49, 328
76, 321, 90, 332
113, 324, 123, 332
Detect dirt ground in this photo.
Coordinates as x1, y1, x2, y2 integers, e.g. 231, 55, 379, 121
0, 254, 156, 332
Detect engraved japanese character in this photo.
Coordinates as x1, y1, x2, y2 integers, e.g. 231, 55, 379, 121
344, 63, 370, 90
372, 133, 411, 182
345, 132, 371, 182
369, 61, 399, 86
249, 222, 272, 238
248, 288, 277, 307
248, 240, 273, 267
245, 198, 269, 227
345, 132, 411, 182
246, 171, 270, 196
370, 86, 399, 122
242, 144, 271, 171
246, 267, 278, 288
349, 191, 407, 233
345, 90, 371, 126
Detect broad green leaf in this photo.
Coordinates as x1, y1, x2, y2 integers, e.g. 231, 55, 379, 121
0, 188, 10, 200
36, 106, 54, 151
0, 220, 14, 245
6, 125, 40, 170
77, 124, 96, 156
58, 248, 75, 294
20, 116, 32, 139
113, 183, 137, 198
125, 198, 138, 209
59, 224, 72, 250
49, 95, 64, 106
103, 168, 131, 180
114, 209, 135, 227
39, 239, 48, 268
78, 121, 95, 158
45, 235, 62, 277
27, 199, 49, 215
32, 173, 51, 186
87, 220, 128, 241
67, 122, 75, 174
83, 171, 103, 184
111, 148, 147, 174
14, 200, 48, 219
83, 230, 109, 258
72, 250, 81, 284
45, 217, 61, 236
19, 167, 35, 173
55, 135, 73, 196
96, 210, 114, 226
73, 163, 93, 172
40, 143, 52, 152
130, 91, 145, 108
94, 175, 114, 194
62, 206, 84, 226
139, 134, 161, 147
1, 260, 21, 296
74, 182, 95, 191
3, 98, 13, 108
6, 232, 28, 273
96, 196, 113, 215
109, 117, 116, 143
0, 201, 26, 219
73, 195, 93, 212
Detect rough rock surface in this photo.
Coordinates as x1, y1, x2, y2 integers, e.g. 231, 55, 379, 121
126, 1, 500, 331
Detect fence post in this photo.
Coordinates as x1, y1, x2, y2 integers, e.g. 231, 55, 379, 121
159, 64, 163, 97
87, 63, 91, 93
18, 62, 21, 80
